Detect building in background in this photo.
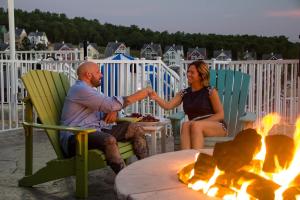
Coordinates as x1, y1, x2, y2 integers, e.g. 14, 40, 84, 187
238, 50, 257, 60
0, 43, 9, 51
163, 44, 184, 66
27, 30, 49, 48
79, 42, 101, 59
140, 42, 162, 60
0, 25, 7, 43
4, 28, 27, 49
104, 41, 130, 57
186, 47, 206, 60
262, 52, 283, 60
48, 42, 78, 60
213, 49, 232, 60
49, 42, 75, 51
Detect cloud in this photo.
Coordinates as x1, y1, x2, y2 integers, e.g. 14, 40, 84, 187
266, 9, 300, 18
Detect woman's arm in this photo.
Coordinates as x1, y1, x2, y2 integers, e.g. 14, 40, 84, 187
207, 88, 224, 121
149, 90, 182, 110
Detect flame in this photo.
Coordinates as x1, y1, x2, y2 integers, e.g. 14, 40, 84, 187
203, 167, 222, 193
179, 113, 300, 200
188, 169, 194, 179
236, 181, 252, 200
274, 118, 300, 198
207, 187, 219, 197
223, 195, 237, 200
188, 180, 206, 191
255, 113, 281, 161
252, 113, 281, 180
188, 152, 198, 179
188, 167, 222, 193
194, 152, 200, 160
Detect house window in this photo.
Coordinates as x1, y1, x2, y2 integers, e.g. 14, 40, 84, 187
171, 52, 175, 59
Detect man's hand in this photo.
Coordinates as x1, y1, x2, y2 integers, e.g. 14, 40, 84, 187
145, 87, 153, 96
149, 90, 159, 101
104, 111, 118, 124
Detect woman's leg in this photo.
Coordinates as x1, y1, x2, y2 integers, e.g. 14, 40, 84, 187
180, 121, 192, 149
190, 120, 226, 149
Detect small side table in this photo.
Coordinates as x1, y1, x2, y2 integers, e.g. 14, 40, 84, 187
142, 125, 165, 155
137, 117, 171, 155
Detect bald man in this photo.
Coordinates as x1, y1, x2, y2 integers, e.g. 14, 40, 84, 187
60, 61, 150, 174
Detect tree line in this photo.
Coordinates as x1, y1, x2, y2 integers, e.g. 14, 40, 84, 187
0, 7, 299, 59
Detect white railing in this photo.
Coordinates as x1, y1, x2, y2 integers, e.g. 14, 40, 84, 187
0, 58, 181, 132
181, 59, 300, 124
89, 58, 181, 117
1, 57, 299, 132
0, 50, 82, 61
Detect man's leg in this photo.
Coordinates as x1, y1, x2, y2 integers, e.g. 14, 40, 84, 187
68, 132, 125, 174
106, 122, 149, 159
88, 132, 125, 174
124, 123, 149, 159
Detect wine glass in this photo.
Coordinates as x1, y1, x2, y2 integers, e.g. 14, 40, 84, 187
145, 80, 152, 89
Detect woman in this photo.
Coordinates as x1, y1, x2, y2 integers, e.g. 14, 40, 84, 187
149, 60, 227, 149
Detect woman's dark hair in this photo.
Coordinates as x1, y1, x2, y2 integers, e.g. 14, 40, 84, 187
188, 60, 210, 86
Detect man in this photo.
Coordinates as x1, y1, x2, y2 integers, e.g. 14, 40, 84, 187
60, 61, 149, 173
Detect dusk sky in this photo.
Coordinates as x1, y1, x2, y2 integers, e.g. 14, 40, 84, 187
1, 0, 300, 42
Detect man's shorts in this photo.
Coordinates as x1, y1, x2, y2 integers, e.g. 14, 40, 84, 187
67, 122, 130, 157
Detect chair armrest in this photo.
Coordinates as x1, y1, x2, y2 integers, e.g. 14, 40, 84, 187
23, 122, 96, 134
117, 117, 142, 123
168, 111, 185, 121
239, 112, 256, 122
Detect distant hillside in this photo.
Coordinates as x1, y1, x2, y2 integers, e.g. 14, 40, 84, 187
0, 7, 299, 59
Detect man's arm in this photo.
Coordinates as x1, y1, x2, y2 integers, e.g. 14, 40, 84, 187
122, 88, 150, 108
73, 86, 124, 113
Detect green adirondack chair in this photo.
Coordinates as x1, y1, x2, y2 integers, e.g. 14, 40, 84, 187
18, 70, 135, 198
169, 69, 256, 149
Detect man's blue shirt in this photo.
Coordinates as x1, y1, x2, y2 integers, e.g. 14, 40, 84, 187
60, 80, 124, 156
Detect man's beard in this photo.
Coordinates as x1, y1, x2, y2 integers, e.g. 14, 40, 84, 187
91, 76, 101, 87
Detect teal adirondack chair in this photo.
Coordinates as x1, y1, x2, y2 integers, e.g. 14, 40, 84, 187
18, 70, 135, 198
169, 69, 256, 149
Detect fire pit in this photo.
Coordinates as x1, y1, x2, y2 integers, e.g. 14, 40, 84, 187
115, 113, 300, 200
178, 114, 300, 200
115, 149, 217, 200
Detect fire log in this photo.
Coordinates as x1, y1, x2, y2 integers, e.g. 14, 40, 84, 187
215, 170, 280, 200
177, 163, 194, 184
213, 128, 262, 172
283, 186, 300, 200
193, 153, 216, 181
263, 134, 295, 173
292, 174, 300, 186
